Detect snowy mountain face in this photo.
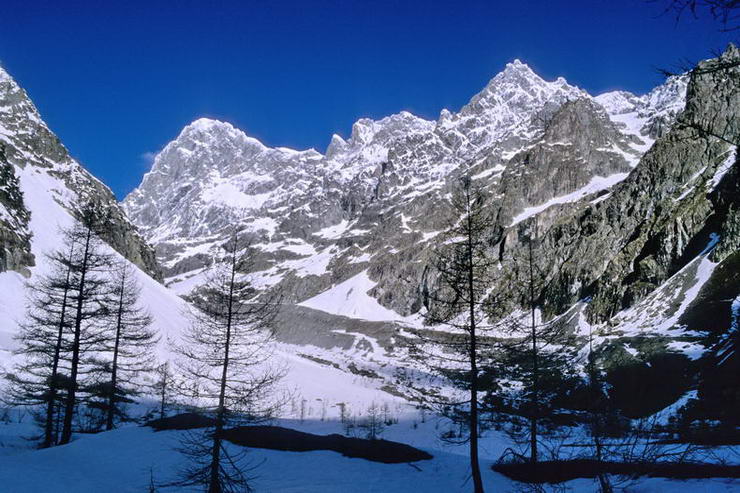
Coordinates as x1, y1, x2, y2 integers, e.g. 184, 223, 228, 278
121, 47, 740, 413
0, 66, 161, 279
123, 57, 681, 307
0, 66, 401, 418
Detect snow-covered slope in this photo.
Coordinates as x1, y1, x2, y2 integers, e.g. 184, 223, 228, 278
0, 65, 160, 278
596, 73, 688, 140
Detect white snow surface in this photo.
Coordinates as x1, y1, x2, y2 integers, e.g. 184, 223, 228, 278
0, 411, 736, 492
300, 270, 409, 323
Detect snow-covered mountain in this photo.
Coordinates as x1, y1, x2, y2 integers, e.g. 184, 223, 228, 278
0, 47, 737, 428
123, 57, 684, 308
121, 47, 739, 419
0, 64, 401, 416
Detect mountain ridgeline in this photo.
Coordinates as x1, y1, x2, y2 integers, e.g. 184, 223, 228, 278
0, 46, 737, 423
122, 46, 739, 417
122, 55, 690, 303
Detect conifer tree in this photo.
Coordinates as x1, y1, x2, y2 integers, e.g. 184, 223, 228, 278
408, 177, 500, 493
152, 361, 176, 420
58, 203, 113, 444
88, 261, 158, 430
5, 242, 77, 447
175, 231, 283, 493
497, 221, 576, 465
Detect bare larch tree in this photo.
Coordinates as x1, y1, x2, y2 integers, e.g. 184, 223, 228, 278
89, 261, 158, 430
409, 177, 500, 493
175, 231, 283, 493
5, 241, 77, 447
58, 204, 113, 444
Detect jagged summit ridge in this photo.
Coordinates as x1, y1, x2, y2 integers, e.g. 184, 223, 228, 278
123, 57, 690, 297
437, 60, 588, 157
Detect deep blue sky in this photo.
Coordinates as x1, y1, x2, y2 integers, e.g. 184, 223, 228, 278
0, 0, 735, 199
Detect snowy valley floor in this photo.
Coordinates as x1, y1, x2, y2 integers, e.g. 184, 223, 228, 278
0, 414, 738, 492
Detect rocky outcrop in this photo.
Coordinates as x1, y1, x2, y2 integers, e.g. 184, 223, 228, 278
493, 97, 640, 224
531, 46, 739, 322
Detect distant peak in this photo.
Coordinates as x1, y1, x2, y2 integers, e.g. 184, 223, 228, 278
172, 118, 270, 153
503, 58, 535, 74
325, 133, 348, 159
178, 117, 251, 141
481, 58, 544, 90
185, 117, 235, 132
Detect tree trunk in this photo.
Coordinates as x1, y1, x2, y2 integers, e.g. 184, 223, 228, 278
43, 245, 74, 448
107, 271, 125, 431
529, 238, 538, 465
60, 227, 92, 445
466, 194, 485, 493
208, 237, 237, 493
160, 363, 168, 420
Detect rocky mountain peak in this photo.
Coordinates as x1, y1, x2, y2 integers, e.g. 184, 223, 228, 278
345, 111, 433, 147
432, 59, 587, 158
183, 117, 236, 134
325, 133, 348, 159
176, 117, 267, 152
463, 59, 584, 113
500, 58, 538, 78
0, 64, 21, 94
643, 75, 688, 116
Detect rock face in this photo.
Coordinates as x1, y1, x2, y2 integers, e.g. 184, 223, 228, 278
527, 46, 739, 324
124, 48, 739, 413
0, 65, 161, 279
